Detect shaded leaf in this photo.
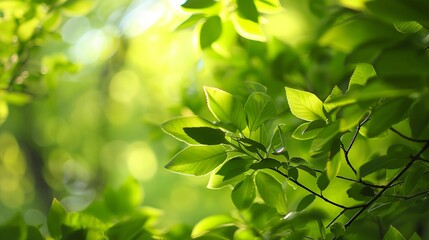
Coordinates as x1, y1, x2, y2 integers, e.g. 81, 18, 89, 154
383, 225, 406, 240
394, 21, 423, 34
296, 194, 316, 212
183, 127, 226, 145
317, 171, 330, 191
326, 151, 341, 180
310, 122, 340, 158
48, 198, 67, 239
182, 0, 217, 9
161, 116, 217, 145
255, 171, 287, 213
250, 158, 281, 170
200, 16, 222, 49
409, 95, 429, 138
231, 175, 256, 209
330, 222, 345, 237
191, 215, 235, 238
165, 145, 227, 176
347, 183, 374, 201
207, 157, 253, 189
237, 0, 259, 22
292, 121, 325, 140
106, 217, 149, 240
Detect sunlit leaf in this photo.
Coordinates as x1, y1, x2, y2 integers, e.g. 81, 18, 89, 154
48, 198, 67, 239
255, 171, 287, 213
324, 86, 343, 113
207, 157, 253, 189
244, 92, 277, 132
296, 194, 316, 212
183, 127, 226, 145
231, 12, 266, 41
63, 212, 107, 230
409, 232, 423, 240
161, 116, 218, 145
348, 63, 377, 91
176, 14, 206, 30
0, 100, 8, 125
200, 16, 222, 49
191, 215, 235, 238
383, 225, 406, 240
61, 0, 95, 16
165, 145, 227, 176
204, 87, 247, 131
231, 175, 256, 210
285, 87, 326, 121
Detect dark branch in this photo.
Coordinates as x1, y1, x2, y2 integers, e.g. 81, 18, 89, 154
390, 128, 429, 143
344, 142, 429, 228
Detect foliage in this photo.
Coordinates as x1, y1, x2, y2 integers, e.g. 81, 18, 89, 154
1, 0, 429, 239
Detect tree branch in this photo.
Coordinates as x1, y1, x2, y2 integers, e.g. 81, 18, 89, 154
389, 128, 429, 143
270, 168, 364, 210
344, 142, 429, 229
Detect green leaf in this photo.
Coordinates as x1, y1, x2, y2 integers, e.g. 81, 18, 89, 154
239, 137, 267, 153
288, 167, 299, 180
0, 100, 8, 125
365, 98, 412, 138
317, 171, 330, 191
191, 215, 235, 238
383, 225, 406, 240
231, 12, 266, 41
296, 194, 316, 212
339, 103, 370, 132
366, 0, 429, 23
237, 0, 259, 23
106, 217, 148, 240
176, 14, 206, 30
48, 198, 67, 239
250, 158, 281, 170
409, 95, 429, 138
183, 127, 226, 145
165, 145, 227, 176
409, 233, 422, 240
181, 0, 217, 9
347, 183, 374, 201
0, 214, 26, 240
244, 92, 277, 132
292, 120, 325, 140
310, 122, 340, 158
231, 175, 256, 210
296, 165, 317, 178
204, 87, 246, 131
394, 21, 423, 34
270, 124, 288, 153
255, 171, 287, 213
326, 151, 341, 180
402, 162, 426, 195
207, 157, 253, 189
330, 222, 345, 237
359, 144, 412, 177
63, 212, 106, 230
348, 63, 377, 91
104, 178, 143, 215
27, 226, 44, 240
324, 86, 343, 113
285, 87, 326, 121
200, 16, 222, 49
161, 116, 218, 145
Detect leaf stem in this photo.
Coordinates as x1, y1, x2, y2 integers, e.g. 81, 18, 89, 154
344, 142, 429, 229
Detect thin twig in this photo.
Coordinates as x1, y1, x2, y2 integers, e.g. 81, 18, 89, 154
389, 128, 429, 143
270, 168, 364, 210
326, 209, 346, 228
344, 142, 429, 228
313, 169, 389, 189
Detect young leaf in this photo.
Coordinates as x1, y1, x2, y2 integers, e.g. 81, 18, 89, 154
161, 116, 218, 145
231, 175, 256, 210
200, 16, 222, 49
165, 145, 227, 176
348, 63, 377, 91
296, 194, 316, 212
324, 86, 343, 113
231, 12, 266, 42
244, 92, 277, 132
237, 0, 259, 23
365, 98, 412, 138
383, 225, 406, 240
48, 198, 67, 239
255, 171, 287, 213
207, 157, 253, 189
285, 87, 326, 121
183, 127, 226, 145
181, 0, 217, 9
204, 87, 247, 131
317, 171, 330, 191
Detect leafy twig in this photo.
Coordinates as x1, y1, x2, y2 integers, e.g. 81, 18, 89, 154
270, 168, 364, 210
312, 169, 391, 189
344, 142, 429, 228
